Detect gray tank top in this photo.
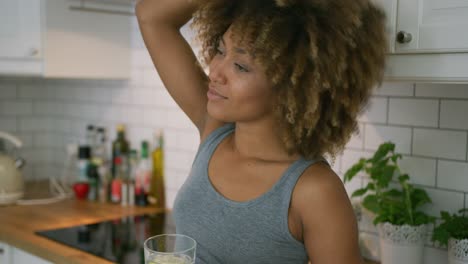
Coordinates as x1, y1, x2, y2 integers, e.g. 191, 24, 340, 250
173, 123, 329, 264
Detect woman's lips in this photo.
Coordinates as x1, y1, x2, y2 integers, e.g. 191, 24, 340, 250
207, 88, 227, 100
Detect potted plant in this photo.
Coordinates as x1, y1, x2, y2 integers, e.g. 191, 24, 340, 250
344, 141, 435, 264
432, 209, 468, 264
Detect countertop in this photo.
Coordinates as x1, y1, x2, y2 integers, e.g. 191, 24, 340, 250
0, 199, 162, 264
0, 182, 379, 264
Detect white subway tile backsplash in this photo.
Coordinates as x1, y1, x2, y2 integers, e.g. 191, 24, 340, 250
340, 149, 373, 176
143, 108, 168, 127
437, 160, 468, 192
167, 109, 195, 130
165, 150, 194, 172
0, 84, 16, 99
416, 83, 468, 99
131, 49, 154, 68
129, 68, 144, 87
346, 123, 364, 149
34, 133, 65, 149
440, 100, 468, 130
388, 98, 438, 127
0, 117, 17, 132
175, 130, 200, 152
120, 107, 144, 125
111, 88, 134, 104
54, 118, 72, 134
155, 89, 179, 109
88, 87, 112, 104
422, 187, 465, 216
364, 124, 412, 154
0, 101, 33, 116
33, 102, 62, 116
161, 131, 178, 153
413, 128, 467, 160
399, 156, 437, 187
132, 89, 156, 106
19, 117, 56, 132
15, 132, 33, 148
18, 84, 53, 100
357, 97, 387, 123
374, 82, 414, 96
142, 68, 165, 89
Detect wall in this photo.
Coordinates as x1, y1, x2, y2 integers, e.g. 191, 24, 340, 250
0, 16, 467, 264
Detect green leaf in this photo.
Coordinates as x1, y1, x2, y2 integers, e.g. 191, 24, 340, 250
344, 158, 365, 182
376, 165, 395, 188
363, 195, 380, 214
391, 153, 402, 163
370, 142, 395, 163
351, 188, 368, 198
398, 174, 410, 183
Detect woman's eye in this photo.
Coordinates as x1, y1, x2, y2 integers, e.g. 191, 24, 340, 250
235, 63, 249, 72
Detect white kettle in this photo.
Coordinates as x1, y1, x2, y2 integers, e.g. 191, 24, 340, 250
0, 131, 25, 205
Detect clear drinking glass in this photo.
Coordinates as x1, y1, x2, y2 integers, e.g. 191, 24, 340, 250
144, 234, 197, 264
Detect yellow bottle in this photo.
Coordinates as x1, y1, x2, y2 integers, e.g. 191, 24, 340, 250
149, 130, 165, 208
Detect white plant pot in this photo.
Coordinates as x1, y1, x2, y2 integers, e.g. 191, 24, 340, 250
378, 222, 427, 264
449, 238, 468, 264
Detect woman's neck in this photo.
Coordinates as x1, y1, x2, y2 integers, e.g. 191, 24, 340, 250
229, 120, 300, 163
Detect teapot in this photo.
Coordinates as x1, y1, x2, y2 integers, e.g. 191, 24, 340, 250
0, 131, 25, 205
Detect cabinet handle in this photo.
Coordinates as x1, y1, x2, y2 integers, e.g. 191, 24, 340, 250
396, 31, 413, 44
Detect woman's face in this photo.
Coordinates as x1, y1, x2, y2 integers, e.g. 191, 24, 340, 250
207, 27, 276, 123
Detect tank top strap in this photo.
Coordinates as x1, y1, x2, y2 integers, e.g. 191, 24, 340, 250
279, 156, 330, 211
193, 123, 235, 165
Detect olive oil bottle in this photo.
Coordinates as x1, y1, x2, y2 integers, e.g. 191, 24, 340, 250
149, 131, 165, 208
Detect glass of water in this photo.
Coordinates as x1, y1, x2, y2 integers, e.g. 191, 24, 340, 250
144, 234, 196, 264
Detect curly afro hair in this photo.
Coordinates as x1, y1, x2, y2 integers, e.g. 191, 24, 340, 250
192, 0, 388, 163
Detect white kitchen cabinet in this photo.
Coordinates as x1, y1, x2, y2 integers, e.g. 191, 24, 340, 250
0, 241, 52, 264
0, 241, 12, 264
396, 0, 468, 53
0, 0, 131, 79
372, 0, 468, 82
11, 247, 52, 264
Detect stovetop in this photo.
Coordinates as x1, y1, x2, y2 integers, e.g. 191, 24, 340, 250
36, 212, 175, 264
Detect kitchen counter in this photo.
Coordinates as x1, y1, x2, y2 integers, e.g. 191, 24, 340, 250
0, 199, 162, 264
0, 182, 379, 264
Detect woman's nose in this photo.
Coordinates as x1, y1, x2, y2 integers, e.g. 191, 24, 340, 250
208, 59, 227, 85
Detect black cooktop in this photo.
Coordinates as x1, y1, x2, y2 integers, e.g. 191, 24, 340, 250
36, 212, 175, 264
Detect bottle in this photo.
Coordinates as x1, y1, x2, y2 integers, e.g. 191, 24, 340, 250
77, 145, 91, 182
87, 163, 99, 201
94, 127, 107, 162
111, 157, 123, 203
86, 125, 96, 155
128, 150, 139, 206
150, 131, 165, 208
111, 124, 130, 178
135, 141, 151, 206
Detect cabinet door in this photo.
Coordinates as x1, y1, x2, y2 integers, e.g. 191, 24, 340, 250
0, 241, 12, 264
396, 0, 468, 53
11, 247, 52, 264
44, 0, 131, 79
0, 0, 42, 59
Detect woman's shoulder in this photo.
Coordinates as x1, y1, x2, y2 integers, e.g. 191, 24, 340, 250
292, 162, 352, 219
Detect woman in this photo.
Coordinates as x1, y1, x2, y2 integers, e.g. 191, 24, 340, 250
136, 0, 387, 263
